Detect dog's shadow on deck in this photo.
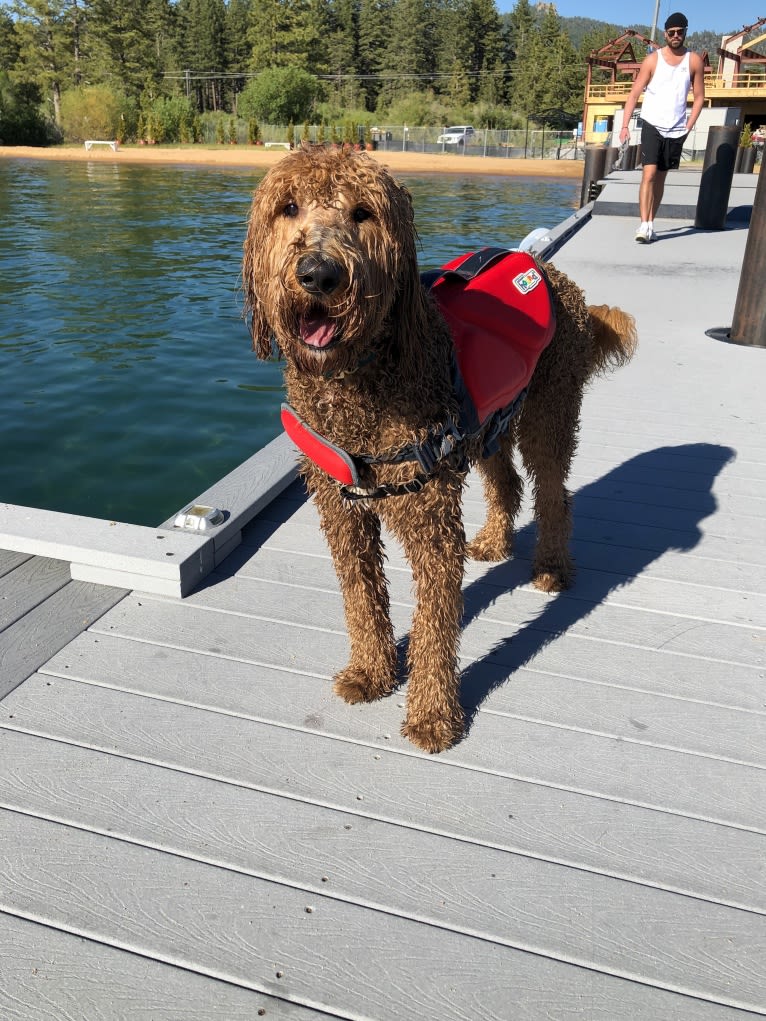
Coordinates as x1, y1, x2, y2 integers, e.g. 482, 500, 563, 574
452, 442, 735, 733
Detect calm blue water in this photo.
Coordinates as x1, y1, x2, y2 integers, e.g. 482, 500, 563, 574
0, 158, 578, 525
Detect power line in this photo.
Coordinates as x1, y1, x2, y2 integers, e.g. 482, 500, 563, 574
163, 69, 508, 82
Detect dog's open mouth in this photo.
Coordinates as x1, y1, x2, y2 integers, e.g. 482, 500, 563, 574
300, 309, 339, 350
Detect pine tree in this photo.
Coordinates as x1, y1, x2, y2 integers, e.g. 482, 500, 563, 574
461, 0, 506, 103
246, 0, 283, 73
506, 0, 538, 114
505, 0, 535, 62
375, 0, 438, 108
357, 0, 394, 110
10, 0, 81, 123
224, 0, 251, 114
325, 0, 358, 106
175, 0, 227, 109
247, 0, 327, 74
532, 6, 580, 115
86, 0, 174, 99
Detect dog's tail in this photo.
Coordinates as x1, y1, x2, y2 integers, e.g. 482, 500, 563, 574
587, 304, 637, 376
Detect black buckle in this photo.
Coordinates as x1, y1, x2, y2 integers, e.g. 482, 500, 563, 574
413, 420, 463, 474
341, 474, 429, 502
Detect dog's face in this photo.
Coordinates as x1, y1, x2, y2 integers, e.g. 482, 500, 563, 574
243, 145, 419, 375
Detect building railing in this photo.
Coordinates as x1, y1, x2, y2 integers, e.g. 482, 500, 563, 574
587, 71, 766, 102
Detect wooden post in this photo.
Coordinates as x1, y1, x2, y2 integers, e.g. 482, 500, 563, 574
729, 162, 766, 347
580, 145, 607, 207
695, 125, 739, 230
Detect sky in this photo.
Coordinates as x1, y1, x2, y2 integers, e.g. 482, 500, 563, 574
494, 0, 762, 37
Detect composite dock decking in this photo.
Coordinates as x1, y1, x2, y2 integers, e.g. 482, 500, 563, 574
1, 169, 765, 1019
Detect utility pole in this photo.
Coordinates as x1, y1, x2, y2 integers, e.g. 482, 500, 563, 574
649, 0, 661, 44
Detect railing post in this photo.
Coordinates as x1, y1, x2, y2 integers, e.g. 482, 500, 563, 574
695, 125, 739, 230
729, 162, 766, 347
580, 145, 608, 207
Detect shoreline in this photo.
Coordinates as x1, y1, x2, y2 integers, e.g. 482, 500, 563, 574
0, 143, 584, 179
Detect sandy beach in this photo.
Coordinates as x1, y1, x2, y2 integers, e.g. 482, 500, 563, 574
0, 143, 583, 179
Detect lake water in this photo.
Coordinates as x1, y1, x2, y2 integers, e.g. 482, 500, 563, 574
0, 157, 578, 526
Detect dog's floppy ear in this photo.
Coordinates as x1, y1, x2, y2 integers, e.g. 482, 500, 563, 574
387, 183, 430, 379
246, 293, 277, 361
242, 202, 279, 360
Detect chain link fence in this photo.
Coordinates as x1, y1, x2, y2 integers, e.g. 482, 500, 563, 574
201, 120, 586, 161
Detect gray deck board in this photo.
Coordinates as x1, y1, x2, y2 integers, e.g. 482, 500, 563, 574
0, 555, 127, 700
6, 655, 765, 910
0, 555, 71, 632
0, 731, 763, 1013
1, 171, 765, 1018
4, 811, 760, 1020
1, 913, 330, 1021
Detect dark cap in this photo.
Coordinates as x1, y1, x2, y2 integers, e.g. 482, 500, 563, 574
664, 12, 688, 30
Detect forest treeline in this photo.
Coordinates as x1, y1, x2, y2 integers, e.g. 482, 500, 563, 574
0, 0, 723, 145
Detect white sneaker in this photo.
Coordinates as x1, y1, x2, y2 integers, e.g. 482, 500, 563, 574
635, 223, 651, 243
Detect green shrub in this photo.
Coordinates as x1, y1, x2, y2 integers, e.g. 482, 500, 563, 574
247, 118, 261, 144
142, 94, 197, 144
238, 67, 319, 125
379, 89, 453, 127
60, 85, 133, 142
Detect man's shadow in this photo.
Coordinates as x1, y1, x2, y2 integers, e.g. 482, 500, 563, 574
453, 442, 734, 731
654, 216, 751, 243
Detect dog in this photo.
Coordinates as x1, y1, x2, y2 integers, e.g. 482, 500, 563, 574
242, 144, 636, 753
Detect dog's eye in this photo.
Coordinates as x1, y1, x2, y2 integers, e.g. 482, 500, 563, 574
282, 202, 299, 218
352, 206, 372, 224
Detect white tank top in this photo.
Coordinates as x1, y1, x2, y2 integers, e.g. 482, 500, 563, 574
641, 49, 691, 136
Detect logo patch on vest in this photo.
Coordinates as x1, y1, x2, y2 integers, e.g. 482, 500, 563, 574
512, 267, 543, 294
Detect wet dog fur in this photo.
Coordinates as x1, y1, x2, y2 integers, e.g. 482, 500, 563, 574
243, 144, 636, 753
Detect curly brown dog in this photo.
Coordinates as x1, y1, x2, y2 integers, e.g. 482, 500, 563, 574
243, 145, 636, 754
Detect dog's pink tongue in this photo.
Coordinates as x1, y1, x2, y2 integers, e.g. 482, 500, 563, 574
300, 314, 336, 348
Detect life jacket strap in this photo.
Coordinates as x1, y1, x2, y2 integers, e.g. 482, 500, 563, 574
281, 403, 467, 500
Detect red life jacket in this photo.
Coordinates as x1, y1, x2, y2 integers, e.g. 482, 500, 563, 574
428, 248, 555, 431
281, 248, 555, 498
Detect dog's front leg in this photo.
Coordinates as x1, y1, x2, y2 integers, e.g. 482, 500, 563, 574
390, 486, 466, 753
312, 479, 398, 704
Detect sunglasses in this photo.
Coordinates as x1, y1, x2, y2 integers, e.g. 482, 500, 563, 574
666, 27, 686, 36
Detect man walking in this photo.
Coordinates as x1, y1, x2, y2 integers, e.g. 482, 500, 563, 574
619, 12, 705, 242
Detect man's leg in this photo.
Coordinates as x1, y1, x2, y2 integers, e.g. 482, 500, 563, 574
636, 122, 661, 241
650, 169, 668, 221
638, 164, 658, 222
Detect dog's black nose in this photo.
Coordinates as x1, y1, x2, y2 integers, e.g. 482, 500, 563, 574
296, 254, 342, 296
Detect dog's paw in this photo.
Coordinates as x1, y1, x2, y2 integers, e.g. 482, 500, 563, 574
531, 566, 573, 593
466, 526, 512, 562
401, 712, 464, 754
333, 668, 393, 704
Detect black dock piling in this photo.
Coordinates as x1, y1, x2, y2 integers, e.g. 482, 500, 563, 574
695, 125, 739, 230
729, 162, 766, 347
580, 145, 608, 207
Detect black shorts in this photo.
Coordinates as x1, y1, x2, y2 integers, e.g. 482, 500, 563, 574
640, 121, 687, 171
